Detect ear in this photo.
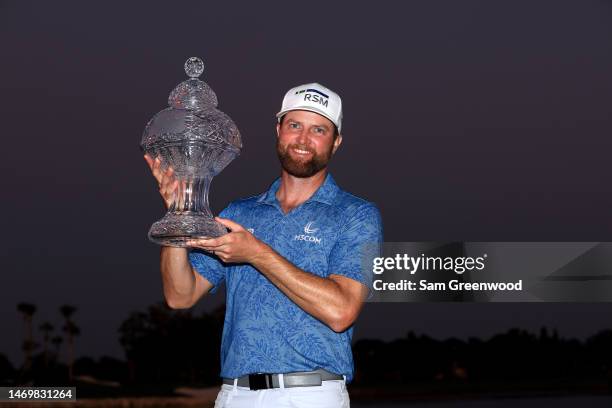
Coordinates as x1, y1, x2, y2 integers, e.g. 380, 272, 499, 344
332, 134, 343, 154
276, 122, 280, 138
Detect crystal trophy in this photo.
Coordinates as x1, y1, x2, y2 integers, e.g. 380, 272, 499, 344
141, 57, 242, 247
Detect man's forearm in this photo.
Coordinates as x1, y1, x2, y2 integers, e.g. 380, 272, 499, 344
160, 247, 196, 308
250, 244, 356, 332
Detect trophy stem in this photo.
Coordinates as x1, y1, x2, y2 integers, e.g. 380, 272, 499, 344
168, 176, 213, 216
148, 175, 227, 247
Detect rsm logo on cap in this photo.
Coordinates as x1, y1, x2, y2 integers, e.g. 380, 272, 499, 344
295, 88, 329, 108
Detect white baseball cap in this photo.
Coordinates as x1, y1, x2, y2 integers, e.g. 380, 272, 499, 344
276, 82, 343, 133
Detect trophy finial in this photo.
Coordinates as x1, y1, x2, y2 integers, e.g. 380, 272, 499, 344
185, 57, 205, 78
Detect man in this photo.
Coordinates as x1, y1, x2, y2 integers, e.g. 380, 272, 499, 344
144, 83, 383, 407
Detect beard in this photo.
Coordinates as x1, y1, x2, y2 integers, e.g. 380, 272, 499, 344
276, 140, 334, 178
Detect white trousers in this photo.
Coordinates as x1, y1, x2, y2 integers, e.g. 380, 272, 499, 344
214, 376, 350, 408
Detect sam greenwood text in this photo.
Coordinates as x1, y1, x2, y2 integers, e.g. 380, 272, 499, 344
373, 279, 523, 292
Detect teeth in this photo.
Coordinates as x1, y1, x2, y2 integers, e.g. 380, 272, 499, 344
293, 148, 311, 154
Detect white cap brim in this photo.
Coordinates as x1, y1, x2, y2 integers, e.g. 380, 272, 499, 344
276, 107, 341, 132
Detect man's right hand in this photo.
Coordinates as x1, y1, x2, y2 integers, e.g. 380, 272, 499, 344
144, 154, 179, 210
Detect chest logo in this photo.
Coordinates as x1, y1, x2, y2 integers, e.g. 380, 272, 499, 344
304, 221, 318, 234
295, 221, 322, 244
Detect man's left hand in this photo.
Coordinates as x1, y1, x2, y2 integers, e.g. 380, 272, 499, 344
186, 217, 267, 264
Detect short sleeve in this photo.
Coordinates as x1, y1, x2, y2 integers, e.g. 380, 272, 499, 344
328, 203, 383, 298
188, 204, 234, 294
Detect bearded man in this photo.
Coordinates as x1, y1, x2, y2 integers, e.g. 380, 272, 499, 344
145, 83, 383, 408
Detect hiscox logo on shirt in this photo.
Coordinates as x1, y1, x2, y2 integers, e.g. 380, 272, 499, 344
294, 221, 322, 244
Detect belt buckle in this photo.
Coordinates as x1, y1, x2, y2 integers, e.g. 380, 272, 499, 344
249, 373, 272, 390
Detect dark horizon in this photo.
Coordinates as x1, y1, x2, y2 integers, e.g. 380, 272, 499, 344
7, 303, 612, 403
2, 1, 612, 368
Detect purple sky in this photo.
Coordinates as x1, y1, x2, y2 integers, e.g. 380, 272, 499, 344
1, 1, 612, 367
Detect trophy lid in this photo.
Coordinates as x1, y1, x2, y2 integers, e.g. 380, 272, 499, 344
141, 57, 242, 153
168, 57, 219, 110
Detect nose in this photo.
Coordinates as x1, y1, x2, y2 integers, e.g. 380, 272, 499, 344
296, 128, 309, 145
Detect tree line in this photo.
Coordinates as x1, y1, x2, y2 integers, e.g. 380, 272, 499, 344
353, 328, 612, 387
3, 301, 612, 394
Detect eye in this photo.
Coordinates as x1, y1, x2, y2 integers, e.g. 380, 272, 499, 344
314, 127, 326, 134
288, 122, 300, 129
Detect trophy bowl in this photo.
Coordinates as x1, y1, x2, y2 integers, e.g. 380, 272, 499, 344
141, 57, 242, 247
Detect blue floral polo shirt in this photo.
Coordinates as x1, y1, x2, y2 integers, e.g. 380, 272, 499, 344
188, 173, 383, 383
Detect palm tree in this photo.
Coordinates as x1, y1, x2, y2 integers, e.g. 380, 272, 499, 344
59, 305, 76, 321
51, 336, 63, 361
16, 303, 37, 371
62, 322, 80, 382
39, 322, 54, 368
59, 305, 78, 382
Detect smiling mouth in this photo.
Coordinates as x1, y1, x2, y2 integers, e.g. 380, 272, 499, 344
291, 147, 313, 155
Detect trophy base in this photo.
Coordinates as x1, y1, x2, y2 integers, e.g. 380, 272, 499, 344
148, 212, 228, 248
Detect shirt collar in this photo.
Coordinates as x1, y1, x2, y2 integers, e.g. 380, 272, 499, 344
256, 173, 339, 207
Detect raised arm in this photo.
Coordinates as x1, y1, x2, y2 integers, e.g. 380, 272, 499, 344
160, 247, 213, 309
145, 154, 213, 309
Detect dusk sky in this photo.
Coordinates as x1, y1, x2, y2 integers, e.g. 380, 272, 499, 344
2, 1, 612, 367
